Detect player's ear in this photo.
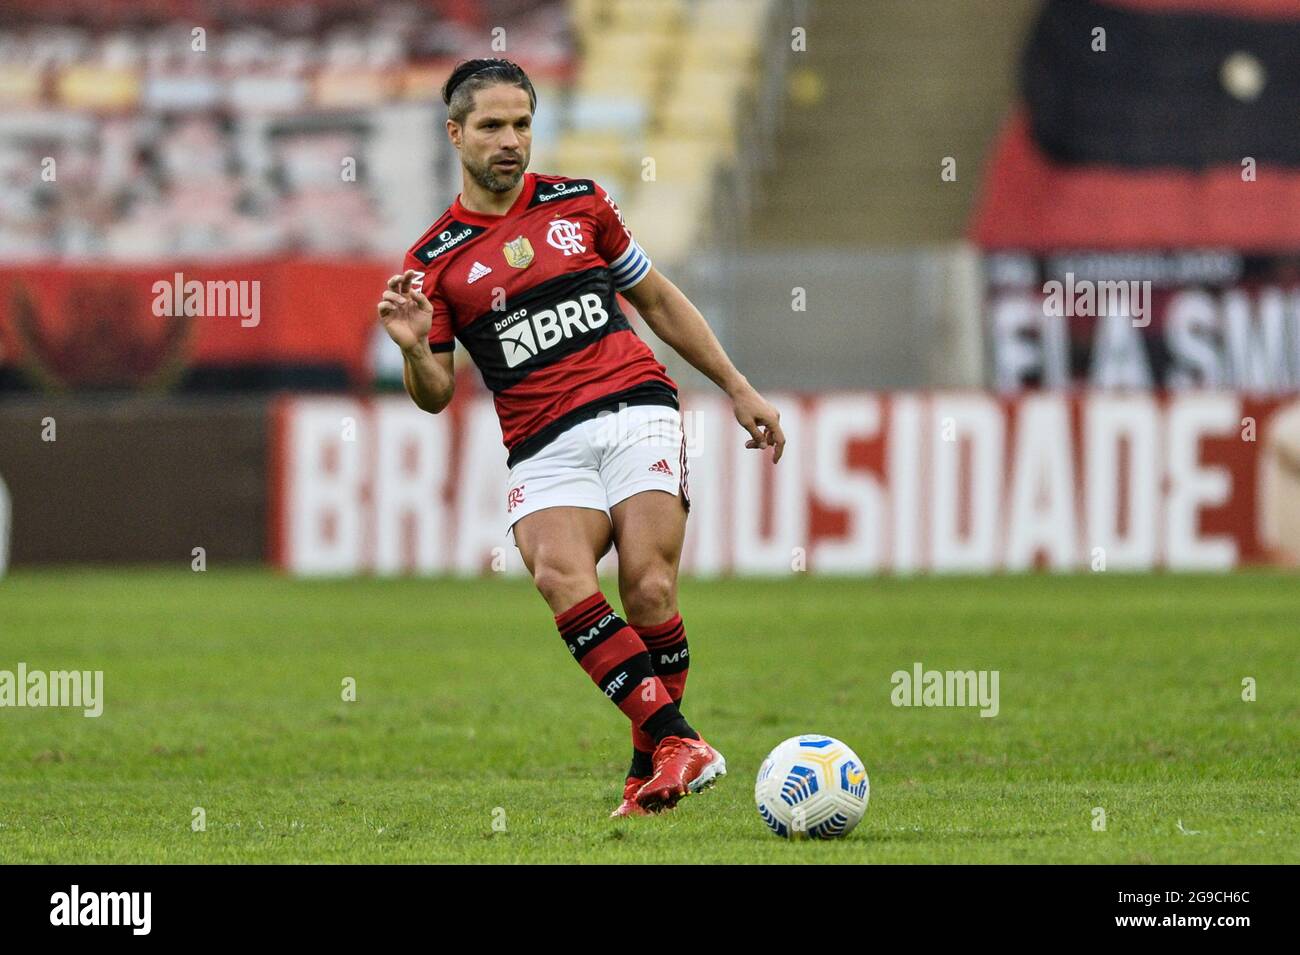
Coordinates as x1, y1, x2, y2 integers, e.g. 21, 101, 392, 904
446, 119, 462, 149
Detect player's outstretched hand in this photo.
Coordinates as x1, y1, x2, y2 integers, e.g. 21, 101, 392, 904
732, 386, 785, 463
377, 269, 433, 352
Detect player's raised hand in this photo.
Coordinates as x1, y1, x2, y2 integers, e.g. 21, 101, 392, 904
377, 269, 433, 352
732, 386, 785, 463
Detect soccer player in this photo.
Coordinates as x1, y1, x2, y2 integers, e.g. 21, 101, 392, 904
377, 58, 785, 815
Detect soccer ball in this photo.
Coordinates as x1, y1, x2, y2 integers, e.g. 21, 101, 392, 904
754, 734, 869, 839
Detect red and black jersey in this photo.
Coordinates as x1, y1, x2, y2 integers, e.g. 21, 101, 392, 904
402, 172, 677, 467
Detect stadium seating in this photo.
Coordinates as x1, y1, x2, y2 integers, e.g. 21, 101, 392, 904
555, 0, 775, 265
0, 3, 571, 262
0, 0, 777, 271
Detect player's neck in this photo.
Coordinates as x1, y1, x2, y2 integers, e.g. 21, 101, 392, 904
459, 174, 525, 216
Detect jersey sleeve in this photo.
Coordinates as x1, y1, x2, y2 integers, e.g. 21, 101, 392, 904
402, 251, 456, 352
592, 183, 652, 292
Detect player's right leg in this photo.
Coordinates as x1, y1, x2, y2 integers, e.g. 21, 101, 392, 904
591, 405, 722, 812
511, 501, 700, 817
511, 506, 609, 614
611, 480, 695, 810
607, 488, 723, 812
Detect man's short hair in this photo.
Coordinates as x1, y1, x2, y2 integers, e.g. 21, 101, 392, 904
442, 58, 537, 124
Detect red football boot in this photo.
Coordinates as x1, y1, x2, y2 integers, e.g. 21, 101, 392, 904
635, 737, 726, 812
610, 776, 652, 818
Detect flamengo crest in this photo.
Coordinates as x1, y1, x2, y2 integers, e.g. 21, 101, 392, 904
546, 219, 586, 256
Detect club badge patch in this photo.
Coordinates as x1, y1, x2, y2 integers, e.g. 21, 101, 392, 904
502, 235, 535, 269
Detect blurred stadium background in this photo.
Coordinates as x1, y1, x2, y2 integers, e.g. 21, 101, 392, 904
2, 0, 1299, 577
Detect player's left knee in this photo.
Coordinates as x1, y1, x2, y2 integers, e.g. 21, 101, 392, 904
622, 569, 677, 624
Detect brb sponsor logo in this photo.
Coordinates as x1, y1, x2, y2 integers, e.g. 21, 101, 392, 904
495, 292, 609, 368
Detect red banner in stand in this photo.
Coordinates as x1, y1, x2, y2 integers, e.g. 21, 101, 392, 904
0, 259, 389, 389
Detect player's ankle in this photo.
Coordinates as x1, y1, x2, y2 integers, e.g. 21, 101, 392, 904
629, 749, 654, 779
642, 709, 698, 746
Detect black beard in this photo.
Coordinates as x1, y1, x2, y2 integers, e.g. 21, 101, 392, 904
466, 154, 526, 193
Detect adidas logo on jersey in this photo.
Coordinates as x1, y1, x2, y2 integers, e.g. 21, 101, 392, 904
467, 261, 492, 284
497, 292, 609, 368
648, 459, 674, 476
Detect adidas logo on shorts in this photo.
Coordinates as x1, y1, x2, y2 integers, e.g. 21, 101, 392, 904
648, 458, 673, 476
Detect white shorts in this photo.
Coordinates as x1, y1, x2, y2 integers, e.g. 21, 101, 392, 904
505, 404, 690, 541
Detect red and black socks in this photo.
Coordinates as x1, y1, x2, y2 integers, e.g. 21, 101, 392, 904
554, 593, 696, 749
630, 612, 691, 779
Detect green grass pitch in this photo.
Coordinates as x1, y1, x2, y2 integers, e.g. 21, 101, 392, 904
1, 568, 1296, 863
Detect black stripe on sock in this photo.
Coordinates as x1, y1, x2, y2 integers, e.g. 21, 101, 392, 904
560, 601, 614, 637
629, 749, 654, 779
560, 607, 625, 662
649, 639, 689, 675
640, 704, 698, 745
596, 652, 657, 705
642, 629, 685, 650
